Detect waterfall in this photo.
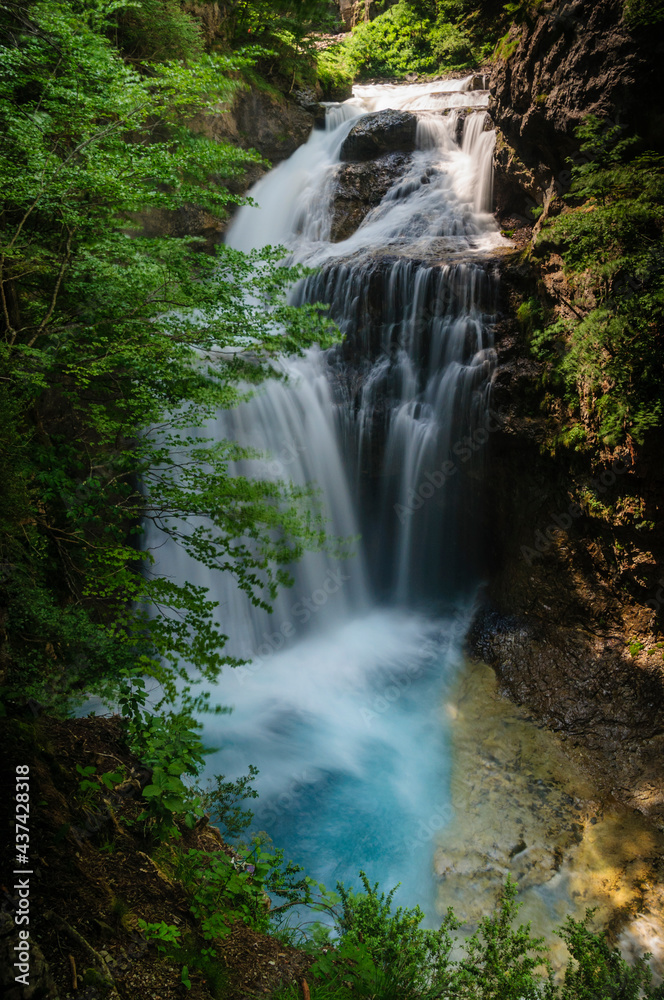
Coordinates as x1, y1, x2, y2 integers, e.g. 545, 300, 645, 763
150, 76, 505, 913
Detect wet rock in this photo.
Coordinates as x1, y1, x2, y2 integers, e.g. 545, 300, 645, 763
466, 73, 489, 92
294, 89, 327, 130
329, 153, 412, 241
340, 110, 418, 162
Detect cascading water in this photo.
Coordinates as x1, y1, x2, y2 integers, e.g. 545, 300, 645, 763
151, 77, 504, 913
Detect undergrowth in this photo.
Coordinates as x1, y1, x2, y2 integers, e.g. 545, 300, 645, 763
529, 116, 664, 450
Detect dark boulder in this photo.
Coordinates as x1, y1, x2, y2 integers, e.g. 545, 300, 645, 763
340, 109, 418, 162
329, 153, 412, 241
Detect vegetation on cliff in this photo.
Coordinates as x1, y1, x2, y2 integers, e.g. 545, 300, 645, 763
317, 0, 509, 91
529, 117, 664, 450
4, 711, 663, 1000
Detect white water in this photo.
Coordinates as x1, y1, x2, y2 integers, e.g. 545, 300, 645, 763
150, 77, 504, 911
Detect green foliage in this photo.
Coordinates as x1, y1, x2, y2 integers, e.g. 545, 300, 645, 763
341, 1, 438, 78
502, 0, 544, 24
130, 712, 208, 838
275, 877, 663, 1000
0, 0, 338, 711
221, 0, 338, 88
317, 0, 488, 85
114, 0, 204, 60
454, 878, 552, 999
429, 18, 475, 65
534, 116, 664, 447
516, 296, 542, 333
137, 919, 182, 953
310, 870, 458, 998
316, 43, 354, 98
623, 0, 664, 27
75, 763, 99, 801
557, 911, 662, 999
204, 764, 260, 839
494, 28, 521, 60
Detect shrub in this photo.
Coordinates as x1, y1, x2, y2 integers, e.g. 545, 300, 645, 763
534, 117, 664, 447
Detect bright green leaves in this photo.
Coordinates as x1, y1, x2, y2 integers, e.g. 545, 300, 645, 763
535, 116, 664, 447
317, 0, 489, 86
0, 0, 338, 709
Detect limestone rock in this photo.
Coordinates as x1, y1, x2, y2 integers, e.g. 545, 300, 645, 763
490, 0, 661, 197
201, 86, 315, 169
329, 153, 412, 241
131, 86, 318, 250
338, 0, 380, 29
340, 110, 418, 162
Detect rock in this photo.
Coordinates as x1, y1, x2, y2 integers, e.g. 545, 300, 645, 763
340, 109, 418, 162
490, 0, 661, 202
465, 73, 489, 92
338, 0, 382, 29
294, 89, 327, 130
329, 153, 412, 241
201, 86, 316, 169
131, 85, 319, 251
492, 131, 542, 220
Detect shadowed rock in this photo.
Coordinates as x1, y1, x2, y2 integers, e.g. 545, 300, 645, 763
329, 153, 412, 241
340, 109, 418, 162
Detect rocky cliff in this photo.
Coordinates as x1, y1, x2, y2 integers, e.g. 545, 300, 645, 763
471, 0, 664, 823
137, 84, 322, 250
491, 0, 662, 221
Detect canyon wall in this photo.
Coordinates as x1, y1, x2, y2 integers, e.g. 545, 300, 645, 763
472, 0, 664, 822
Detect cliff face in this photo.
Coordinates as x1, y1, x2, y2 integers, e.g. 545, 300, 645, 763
491, 0, 662, 218
136, 85, 320, 250
472, 0, 664, 822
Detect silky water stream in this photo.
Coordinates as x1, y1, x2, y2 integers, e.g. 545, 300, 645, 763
150, 78, 664, 959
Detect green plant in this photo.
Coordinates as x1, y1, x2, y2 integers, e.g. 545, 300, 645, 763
309, 870, 458, 998
503, 0, 544, 23
343, 1, 437, 78
128, 712, 208, 839
534, 117, 664, 447
137, 919, 182, 954
275, 876, 664, 1000
0, 0, 339, 714
429, 19, 475, 66
204, 765, 260, 839
516, 297, 542, 333
222, 0, 338, 89
623, 0, 664, 27
317, 0, 488, 86
317, 44, 354, 98
455, 878, 552, 999
494, 28, 521, 60
76, 764, 98, 795
557, 910, 661, 999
